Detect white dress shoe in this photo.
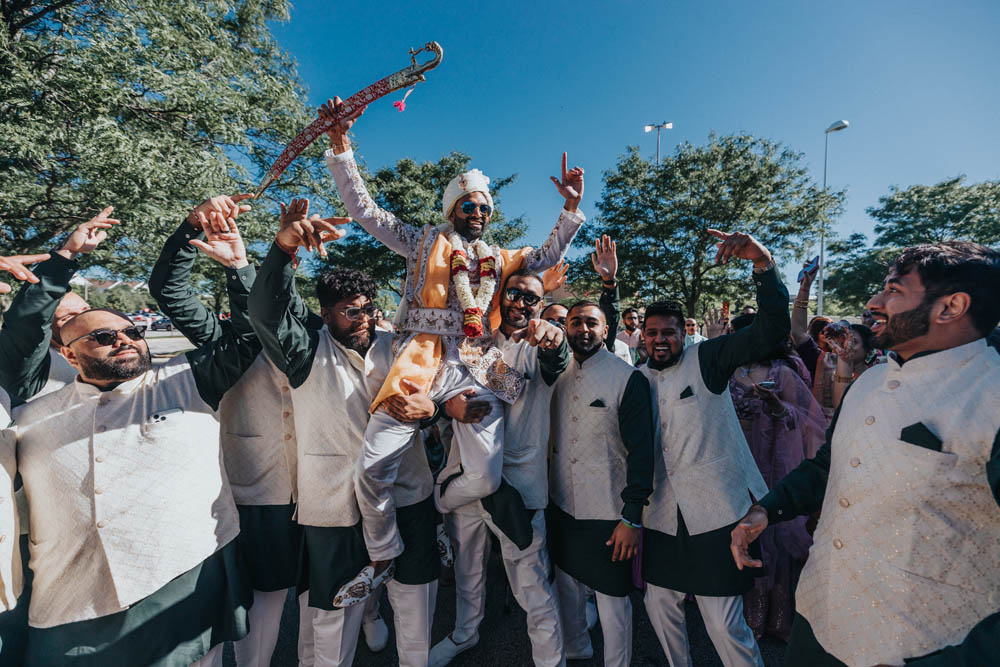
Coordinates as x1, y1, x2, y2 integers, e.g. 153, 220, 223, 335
428, 632, 479, 667
362, 612, 389, 652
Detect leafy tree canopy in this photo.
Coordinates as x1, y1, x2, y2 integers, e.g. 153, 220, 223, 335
574, 135, 842, 316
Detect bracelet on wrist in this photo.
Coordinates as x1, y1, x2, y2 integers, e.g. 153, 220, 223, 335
620, 516, 641, 529
834, 373, 854, 383
274, 239, 300, 268
793, 299, 810, 309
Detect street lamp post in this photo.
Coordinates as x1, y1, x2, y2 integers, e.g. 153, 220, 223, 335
817, 119, 849, 317
643, 121, 674, 165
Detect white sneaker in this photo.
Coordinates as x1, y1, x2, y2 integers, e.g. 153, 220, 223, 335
362, 613, 389, 652
436, 524, 454, 568
428, 632, 479, 667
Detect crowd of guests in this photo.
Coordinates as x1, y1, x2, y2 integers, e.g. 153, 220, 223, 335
0, 101, 997, 667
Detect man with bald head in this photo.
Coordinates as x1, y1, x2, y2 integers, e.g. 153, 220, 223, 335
547, 301, 654, 666
0, 209, 117, 404
2, 215, 260, 666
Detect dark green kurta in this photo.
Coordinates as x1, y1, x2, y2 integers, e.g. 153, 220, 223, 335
548, 365, 655, 597
250, 243, 442, 590
0, 252, 78, 405
19, 252, 261, 666
642, 265, 789, 596
149, 220, 306, 591
757, 352, 1000, 665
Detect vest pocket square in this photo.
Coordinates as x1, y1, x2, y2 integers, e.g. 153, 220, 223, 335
679, 386, 694, 399
589, 399, 606, 407
899, 422, 943, 452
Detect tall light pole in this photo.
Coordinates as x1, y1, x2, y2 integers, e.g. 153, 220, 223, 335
644, 121, 674, 165
817, 119, 849, 316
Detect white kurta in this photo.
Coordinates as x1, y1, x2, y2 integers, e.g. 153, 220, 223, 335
0, 389, 20, 610
11, 357, 239, 628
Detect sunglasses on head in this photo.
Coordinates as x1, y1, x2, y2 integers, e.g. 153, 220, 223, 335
342, 305, 378, 322
460, 202, 493, 217
65, 325, 146, 347
503, 287, 542, 307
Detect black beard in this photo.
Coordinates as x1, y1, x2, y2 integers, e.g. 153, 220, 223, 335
453, 215, 488, 241
78, 345, 152, 381
568, 332, 602, 357
501, 306, 532, 330
873, 299, 932, 349
332, 321, 375, 355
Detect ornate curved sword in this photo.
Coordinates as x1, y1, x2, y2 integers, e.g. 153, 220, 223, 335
255, 41, 444, 197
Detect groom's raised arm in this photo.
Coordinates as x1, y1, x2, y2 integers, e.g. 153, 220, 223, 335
525, 152, 587, 272
320, 96, 423, 257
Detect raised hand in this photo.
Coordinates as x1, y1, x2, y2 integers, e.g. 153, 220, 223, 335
511, 318, 564, 350
0, 254, 51, 294
591, 234, 618, 283
276, 198, 349, 257
187, 194, 252, 230
730, 506, 768, 570
319, 96, 368, 151
707, 229, 772, 269
753, 383, 785, 415
189, 211, 248, 269
59, 206, 120, 259
550, 152, 584, 213
541, 260, 569, 294
704, 308, 727, 338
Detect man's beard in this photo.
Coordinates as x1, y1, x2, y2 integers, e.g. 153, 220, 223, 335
333, 321, 375, 354
502, 304, 533, 330
873, 299, 933, 350
78, 345, 152, 381
454, 216, 488, 241
568, 331, 603, 357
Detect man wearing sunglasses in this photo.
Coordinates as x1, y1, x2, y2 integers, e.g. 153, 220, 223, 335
0, 209, 117, 664
320, 99, 586, 607
4, 218, 261, 666
148, 194, 332, 666
430, 269, 570, 666
249, 202, 441, 667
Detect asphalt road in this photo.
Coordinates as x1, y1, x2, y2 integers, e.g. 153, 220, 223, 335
224, 542, 787, 666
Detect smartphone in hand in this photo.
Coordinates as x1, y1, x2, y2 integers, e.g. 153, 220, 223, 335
798, 255, 820, 283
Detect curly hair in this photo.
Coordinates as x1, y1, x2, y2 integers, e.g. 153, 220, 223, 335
642, 300, 685, 330
891, 241, 1000, 336
316, 268, 378, 309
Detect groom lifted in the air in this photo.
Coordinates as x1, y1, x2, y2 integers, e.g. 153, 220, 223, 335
318, 96, 586, 604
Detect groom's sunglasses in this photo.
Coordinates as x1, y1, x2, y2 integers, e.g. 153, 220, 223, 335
503, 288, 542, 307
460, 202, 493, 217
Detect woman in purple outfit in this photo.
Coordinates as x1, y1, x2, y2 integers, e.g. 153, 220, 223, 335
727, 314, 826, 641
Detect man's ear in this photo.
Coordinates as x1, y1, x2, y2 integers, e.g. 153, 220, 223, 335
60, 345, 83, 371
934, 292, 972, 326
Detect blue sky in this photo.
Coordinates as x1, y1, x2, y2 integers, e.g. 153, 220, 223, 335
271, 0, 1000, 276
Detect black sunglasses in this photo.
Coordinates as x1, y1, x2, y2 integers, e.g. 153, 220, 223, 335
65, 325, 146, 347
504, 287, 542, 307
460, 202, 493, 216
343, 305, 378, 322
546, 317, 566, 328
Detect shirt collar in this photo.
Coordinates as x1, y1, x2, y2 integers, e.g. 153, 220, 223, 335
885, 338, 986, 374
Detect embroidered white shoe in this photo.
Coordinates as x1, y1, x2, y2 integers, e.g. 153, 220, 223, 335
333, 565, 373, 608
436, 524, 455, 568
428, 632, 479, 667
362, 612, 389, 652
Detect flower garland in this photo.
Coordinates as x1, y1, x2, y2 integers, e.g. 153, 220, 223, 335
449, 232, 496, 338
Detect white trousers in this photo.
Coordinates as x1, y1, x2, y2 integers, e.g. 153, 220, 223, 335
232, 587, 289, 666
554, 567, 631, 667
386, 579, 438, 667
356, 364, 504, 560
297, 592, 379, 667
189, 643, 223, 667
643, 584, 763, 667
447, 506, 564, 667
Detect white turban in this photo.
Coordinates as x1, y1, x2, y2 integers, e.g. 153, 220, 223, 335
442, 169, 494, 220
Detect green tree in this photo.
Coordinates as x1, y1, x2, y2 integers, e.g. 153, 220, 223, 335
574, 135, 842, 316
1, 0, 337, 279
318, 151, 526, 295
825, 176, 1000, 312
